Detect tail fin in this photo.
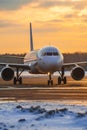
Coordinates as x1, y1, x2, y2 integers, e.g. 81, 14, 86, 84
30, 23, 34, 51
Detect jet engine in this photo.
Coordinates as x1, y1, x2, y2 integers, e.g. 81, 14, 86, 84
71, 66, 85, 80
1, 67, 14, 81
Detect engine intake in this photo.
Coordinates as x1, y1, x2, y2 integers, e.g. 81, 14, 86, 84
71, 66, 85, 80
1, 67, 14, 81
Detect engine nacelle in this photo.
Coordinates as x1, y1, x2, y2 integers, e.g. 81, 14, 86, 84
71, 66, 85, 80
1, 67, 14, 81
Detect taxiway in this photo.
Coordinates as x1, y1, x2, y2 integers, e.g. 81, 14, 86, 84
0, 76, 87, 100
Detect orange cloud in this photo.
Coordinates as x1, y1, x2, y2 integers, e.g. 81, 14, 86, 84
0, 0, 87, 53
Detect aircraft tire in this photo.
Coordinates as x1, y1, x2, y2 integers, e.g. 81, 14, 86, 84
58, 77, 61, 85
14, 77, 17, 85
19, 77, 22, 85
51, 80, 53, 85
63, 77, 67, 84
48, 80, 53, 86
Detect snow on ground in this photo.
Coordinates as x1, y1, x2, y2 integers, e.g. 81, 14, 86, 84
0, 101, 87, 130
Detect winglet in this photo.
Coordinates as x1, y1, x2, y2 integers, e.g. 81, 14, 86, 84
30, 23, 34, 51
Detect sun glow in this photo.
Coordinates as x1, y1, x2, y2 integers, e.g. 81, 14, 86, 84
0, 0, 87, 53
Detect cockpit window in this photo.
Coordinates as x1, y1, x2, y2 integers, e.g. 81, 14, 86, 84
43, 52, 47, 56
38, 47, 60, 57
47, 52, 52, 56
53, 52, 59, 56
42, 52, 59, 56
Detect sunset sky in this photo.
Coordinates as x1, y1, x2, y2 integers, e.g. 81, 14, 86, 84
0, 0, 87, 54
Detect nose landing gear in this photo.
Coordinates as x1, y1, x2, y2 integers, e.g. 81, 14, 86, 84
48, 73, 53, 86
47, 67, 67, 86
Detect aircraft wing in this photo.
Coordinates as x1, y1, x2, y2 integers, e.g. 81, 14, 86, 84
63, 61, 87, 68
0, 55, 24, 59
0, 63, 30, 70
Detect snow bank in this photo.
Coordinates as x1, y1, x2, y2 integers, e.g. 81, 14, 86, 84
0, 101, 87, 130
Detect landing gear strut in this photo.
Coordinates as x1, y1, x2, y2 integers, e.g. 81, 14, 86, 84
48, 73, 53, 86
13, 68, 24, 85
58, 67, 67, 85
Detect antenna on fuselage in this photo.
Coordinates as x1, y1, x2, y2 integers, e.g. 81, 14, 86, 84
30, 22, 34, 51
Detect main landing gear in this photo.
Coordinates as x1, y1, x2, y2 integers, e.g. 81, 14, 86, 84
58, 67, 67, 85
48, 73, 53, 86
13, 68, 24, 85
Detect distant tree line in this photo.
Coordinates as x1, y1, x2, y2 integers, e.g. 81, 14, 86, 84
63, 52, 87, 63
0, 52, 87, 63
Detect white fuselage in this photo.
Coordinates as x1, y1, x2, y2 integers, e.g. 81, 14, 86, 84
24, 46, 63, 74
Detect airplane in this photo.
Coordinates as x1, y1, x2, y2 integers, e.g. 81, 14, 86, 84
0, 23, 87, 85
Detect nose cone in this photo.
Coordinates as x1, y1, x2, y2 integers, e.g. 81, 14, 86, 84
40, 57, 63, 73
47, 58, 58, 68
